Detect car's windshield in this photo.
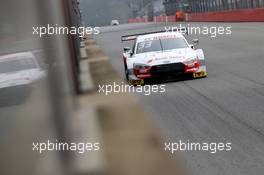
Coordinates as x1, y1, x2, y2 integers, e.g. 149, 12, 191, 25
136, 38, 188, 54
0, 58, 37, 74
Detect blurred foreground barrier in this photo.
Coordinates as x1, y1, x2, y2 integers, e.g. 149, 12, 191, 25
185, 8, 264, 22
69, 107, 106, 175
77, 36, 186, 175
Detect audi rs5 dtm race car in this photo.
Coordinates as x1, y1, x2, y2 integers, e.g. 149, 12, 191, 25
121, 29, 207, 85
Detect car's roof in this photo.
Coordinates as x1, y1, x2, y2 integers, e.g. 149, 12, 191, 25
136, 32, 184, 43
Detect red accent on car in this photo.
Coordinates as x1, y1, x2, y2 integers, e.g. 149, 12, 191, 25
134, 65, 152, 78
184, 59, 201, 73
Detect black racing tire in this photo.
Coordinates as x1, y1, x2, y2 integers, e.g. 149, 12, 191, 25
125, 71, 129, 82
124, 65, 129, 82
123, 59, 129, 81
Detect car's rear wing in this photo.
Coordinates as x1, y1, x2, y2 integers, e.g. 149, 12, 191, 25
121, 27, 188, 42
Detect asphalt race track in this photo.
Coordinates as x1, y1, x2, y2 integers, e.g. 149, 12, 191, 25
94, 22, 264, 175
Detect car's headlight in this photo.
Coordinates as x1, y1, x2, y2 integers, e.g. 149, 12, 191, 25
184, 57, 199, 67
134, 63, 149, 70
184, 59, 197, 67
133, 63, 151, 74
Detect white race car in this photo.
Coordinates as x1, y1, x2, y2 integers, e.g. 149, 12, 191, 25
122, 29, 207, 85
0, 52, 45, 89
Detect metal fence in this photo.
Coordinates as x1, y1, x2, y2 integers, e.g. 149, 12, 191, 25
189, 0, 264, 13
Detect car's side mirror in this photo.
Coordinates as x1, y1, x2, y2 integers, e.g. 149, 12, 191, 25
123, 47, 131, 53
193, 39, 199, 45
190, 39, 199, 49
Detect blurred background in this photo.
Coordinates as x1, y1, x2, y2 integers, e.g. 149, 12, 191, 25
80, 0, 264, 26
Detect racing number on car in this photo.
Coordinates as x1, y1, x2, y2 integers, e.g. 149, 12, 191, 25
138, 41, 152, 50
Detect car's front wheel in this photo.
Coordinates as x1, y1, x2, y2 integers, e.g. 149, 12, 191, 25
125, 70, 129, 81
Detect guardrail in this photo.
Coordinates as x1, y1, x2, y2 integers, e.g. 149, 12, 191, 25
128, 15, 177, 23
128, 17, 149, 23
128, 8, 264, 23
185, 8, 264, 22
